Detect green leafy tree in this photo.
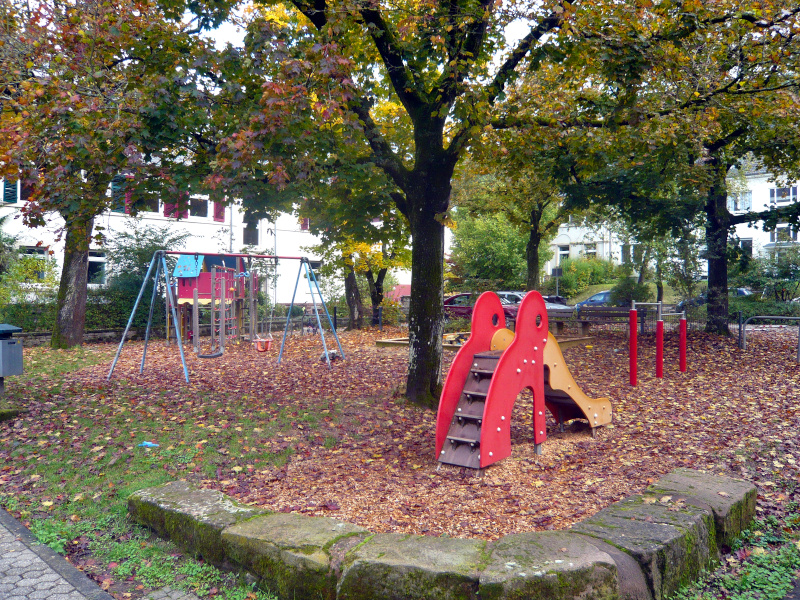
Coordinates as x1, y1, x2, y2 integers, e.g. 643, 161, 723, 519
453, 153, 563, 290
204, 0, 567, 406
518, 2, 800, 335
734, 247, 800, 302
449, 212, 528, 291
0, 0, 202, 347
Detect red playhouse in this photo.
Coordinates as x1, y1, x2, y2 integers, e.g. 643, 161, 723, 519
170, 253, 261, 354
436, 291, 613, 469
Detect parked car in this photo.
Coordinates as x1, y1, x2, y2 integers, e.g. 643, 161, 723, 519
496, 290, 527, 304
576, 290, 613, 310
444, 293, 519, 322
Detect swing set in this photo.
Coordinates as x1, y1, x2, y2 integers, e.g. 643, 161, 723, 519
107, 250, 345, 383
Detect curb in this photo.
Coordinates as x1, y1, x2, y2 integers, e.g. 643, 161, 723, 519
128, 469, 756, 600
0, 508, 115, 600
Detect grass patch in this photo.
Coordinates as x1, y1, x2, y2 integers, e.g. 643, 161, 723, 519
670, 516, 800, 600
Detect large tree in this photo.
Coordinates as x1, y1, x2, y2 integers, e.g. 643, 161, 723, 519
453, 149, 565, 291
205, 0, 569, 406
0, 0, 199, 347
503, 1, 800, 334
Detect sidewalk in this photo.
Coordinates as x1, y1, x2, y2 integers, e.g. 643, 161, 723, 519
0, 508, 114, 600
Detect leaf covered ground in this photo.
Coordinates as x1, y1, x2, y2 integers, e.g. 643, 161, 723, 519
2, 325, 800, 598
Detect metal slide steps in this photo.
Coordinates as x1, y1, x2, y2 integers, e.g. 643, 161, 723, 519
439, 350, 502, 468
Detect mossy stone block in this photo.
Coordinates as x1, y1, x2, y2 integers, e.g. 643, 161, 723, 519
128, 480, 266, 568
571, 503, 712, 600
648, 468, 756, 548
0, 407, 23, 422
337, 533, 485, 600
222, 512, 368, 600
479, 531, 619, 600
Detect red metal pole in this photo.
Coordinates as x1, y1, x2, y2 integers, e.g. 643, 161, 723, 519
630, 309, 637, 386
656, 320, 664, 378
679, 318, 687, 372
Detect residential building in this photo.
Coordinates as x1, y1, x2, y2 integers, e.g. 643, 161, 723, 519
542, 169, 800, 278
0, 179, 326, 304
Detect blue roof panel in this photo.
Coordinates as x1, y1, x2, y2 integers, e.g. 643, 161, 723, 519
173, 254, 204, 278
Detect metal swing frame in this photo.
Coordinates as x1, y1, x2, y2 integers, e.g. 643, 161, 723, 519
278, 257, 345, 368
107, 251, 345, 382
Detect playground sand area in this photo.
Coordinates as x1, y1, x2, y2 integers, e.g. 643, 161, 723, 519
4, 325, 800, 541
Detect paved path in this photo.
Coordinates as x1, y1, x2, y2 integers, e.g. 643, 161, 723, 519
0, 508, 113, 600
1, 509, 201, 600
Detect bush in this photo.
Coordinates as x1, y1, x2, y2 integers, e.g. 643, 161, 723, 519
444, 317, 471, 333
728, 295, 800, 322
541, 258, 620, 297
610, 278, 653, 307
378, 297, 404, 325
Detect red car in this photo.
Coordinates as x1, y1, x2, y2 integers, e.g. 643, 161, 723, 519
444, 293, 519, 322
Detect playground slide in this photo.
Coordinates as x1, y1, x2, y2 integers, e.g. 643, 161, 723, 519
436, 291, 613, 470
542, 331, 612, 431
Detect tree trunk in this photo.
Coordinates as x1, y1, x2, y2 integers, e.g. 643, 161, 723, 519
344, 265, 364, 330
655, 262, 664, 302
525, 221, 541, 291
404, 183, 447, 409
637, 244, 651, 285
365, 268, 388, 325
51, 215, 94, 349
705, 162, 731, 335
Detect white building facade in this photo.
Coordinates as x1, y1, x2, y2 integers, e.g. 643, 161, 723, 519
541, 170, 799, 278
0, 180, 328, 304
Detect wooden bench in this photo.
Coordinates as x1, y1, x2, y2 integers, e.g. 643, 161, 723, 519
546, 308, 580, 336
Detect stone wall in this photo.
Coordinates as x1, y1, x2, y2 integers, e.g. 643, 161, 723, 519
129, 469, 756, 600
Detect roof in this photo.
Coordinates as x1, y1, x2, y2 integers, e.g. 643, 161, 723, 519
386, 284, 411, 301
173, 254, 204, 278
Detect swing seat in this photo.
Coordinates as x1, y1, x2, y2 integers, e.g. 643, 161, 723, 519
254, 334, 273, 352
198, 350, 223, 359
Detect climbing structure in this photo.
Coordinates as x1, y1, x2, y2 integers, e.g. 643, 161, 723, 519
435, 291, 612, 469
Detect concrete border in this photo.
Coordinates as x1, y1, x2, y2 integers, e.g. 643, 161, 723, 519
0, 508, 115, 600
129, 469, 755, 600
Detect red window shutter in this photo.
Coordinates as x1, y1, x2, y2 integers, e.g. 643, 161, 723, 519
301, 218, 310, 231
213, 202, 225, 222
164, 202, 175, 217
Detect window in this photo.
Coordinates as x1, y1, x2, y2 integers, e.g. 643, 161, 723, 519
136, 193, 159, 213
771, 187, 797, 204
558, 245, 570, 264
88, 251, 107, 285
584, 243, 596, 258
2, 179, 18, 203
20, 246, 47, 281
189, 197, 208, 218
243, 222, 259, 245
727, 191, 752, 212
213, 202, 226, 222
632, 244, 644, 264
621, 243, 631, 264
770, 224, 798, 243
739, 239, 753, 256
300, 218, 310, 231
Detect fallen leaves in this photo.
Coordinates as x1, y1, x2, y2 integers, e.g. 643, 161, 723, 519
2, 327, 800, 544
